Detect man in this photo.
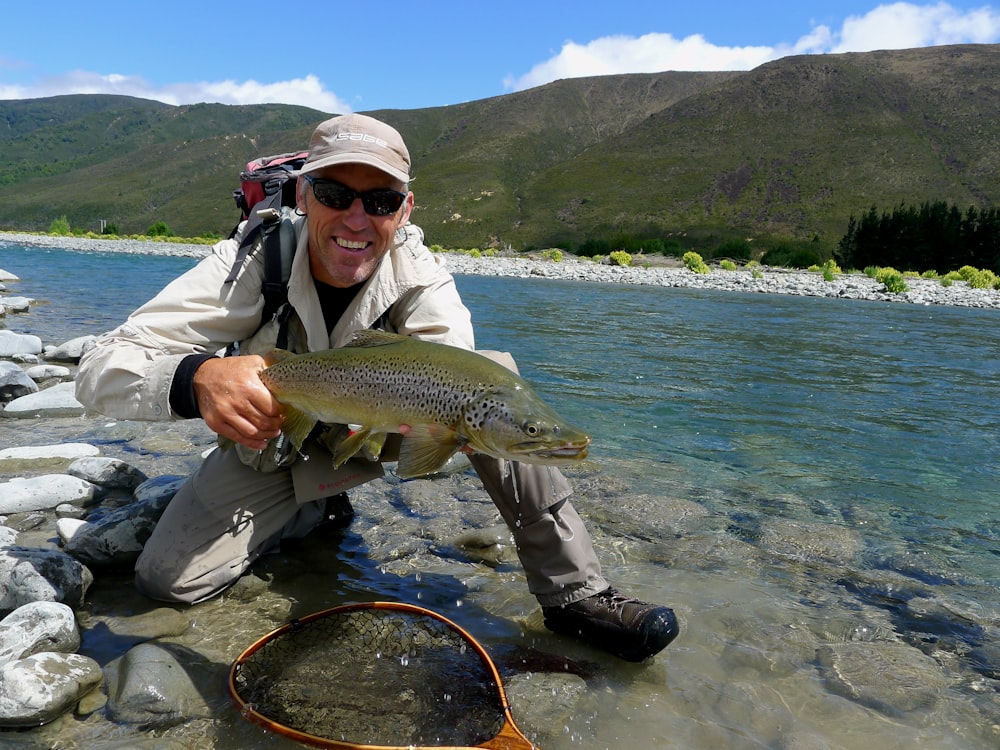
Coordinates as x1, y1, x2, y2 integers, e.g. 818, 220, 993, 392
75, 113, 679, 662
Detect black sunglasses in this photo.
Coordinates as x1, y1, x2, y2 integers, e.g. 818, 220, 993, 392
302, 175, 407, 216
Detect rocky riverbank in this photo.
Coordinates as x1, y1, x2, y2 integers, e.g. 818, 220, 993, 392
4, 231, 1000, 309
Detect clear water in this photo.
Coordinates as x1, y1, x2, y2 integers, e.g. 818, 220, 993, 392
3, 242, 1000, 748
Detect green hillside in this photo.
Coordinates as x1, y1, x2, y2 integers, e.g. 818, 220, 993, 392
1, 44, 998, 256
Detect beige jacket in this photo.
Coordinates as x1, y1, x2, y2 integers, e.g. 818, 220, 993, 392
75, 217, 474, 421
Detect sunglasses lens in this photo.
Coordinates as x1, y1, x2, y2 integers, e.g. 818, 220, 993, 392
362, 191, 406, 216
311, 180, 354, 210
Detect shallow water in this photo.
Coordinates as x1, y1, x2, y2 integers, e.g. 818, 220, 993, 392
2, 243, 1000, 748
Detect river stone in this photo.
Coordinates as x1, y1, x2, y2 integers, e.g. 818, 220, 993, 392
42, 335, 96, 363
817, 641, 952, 716
0, 474, 96, 513
105, 642, 219, 727
0, 652, 102, 727
67, 456, 148, 491
0, 546, 93, 615
60, 478, 181, 567
441, 524, 518, 566
1, 296, 31, 313
0, 443, 100, 474
23, 364, 72, 382
0, 361, 37, 403
505, 670, 588, 742
758, 517, 862, 567
0, 330, 42, 357
0, 602, 79, 666
1, 381, 85, 419
0, 526, 16, 546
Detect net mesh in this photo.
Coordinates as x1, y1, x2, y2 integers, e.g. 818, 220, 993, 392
231, 606, 507, 747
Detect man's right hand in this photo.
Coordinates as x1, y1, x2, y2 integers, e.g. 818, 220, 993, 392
192, 356, 285, 450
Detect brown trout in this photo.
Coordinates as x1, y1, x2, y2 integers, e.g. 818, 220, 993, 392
258, 330, 591, 479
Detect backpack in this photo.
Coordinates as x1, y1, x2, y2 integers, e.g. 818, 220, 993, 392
225, 151, 308, 334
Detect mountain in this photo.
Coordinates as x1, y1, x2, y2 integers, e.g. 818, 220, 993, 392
1, 44, 997, 255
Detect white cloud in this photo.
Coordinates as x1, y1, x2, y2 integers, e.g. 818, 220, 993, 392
506, 2, 1000, 92
0, 70, 350, 112
833, 2, 1000, 51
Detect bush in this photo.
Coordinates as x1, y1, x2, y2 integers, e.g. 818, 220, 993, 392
956, 265, 1000, 289
683, 251, 710, 274
875, 267, 908, 294
49, 216, 71, 235
146, 221, 174, 237
609, 250, 632, 267
719, 259, 737, 271
541, 249, 563, 262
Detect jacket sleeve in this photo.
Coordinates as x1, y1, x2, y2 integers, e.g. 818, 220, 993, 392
75, 237, 267, 420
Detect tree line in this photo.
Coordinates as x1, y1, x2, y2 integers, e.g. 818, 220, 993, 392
836, 201, 1000, 274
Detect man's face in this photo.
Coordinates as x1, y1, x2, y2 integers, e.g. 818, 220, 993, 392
298, 163, 413, 288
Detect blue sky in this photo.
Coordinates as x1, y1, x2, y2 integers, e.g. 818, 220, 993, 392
2, 1, 999, 112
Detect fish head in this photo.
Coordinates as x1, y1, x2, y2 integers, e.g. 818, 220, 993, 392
461, 387, 591, 465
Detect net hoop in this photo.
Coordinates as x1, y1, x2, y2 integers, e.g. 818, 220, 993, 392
228, 601, 536, 749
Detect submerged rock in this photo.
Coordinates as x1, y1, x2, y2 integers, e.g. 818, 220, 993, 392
817, 641, 952, 716
105, 642, 221, 728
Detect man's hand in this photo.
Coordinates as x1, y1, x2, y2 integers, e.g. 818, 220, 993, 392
193, 356, 284, 450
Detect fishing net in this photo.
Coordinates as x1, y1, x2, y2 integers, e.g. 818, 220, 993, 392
228, 602, 536, 749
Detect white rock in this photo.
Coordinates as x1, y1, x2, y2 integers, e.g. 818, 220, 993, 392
23, 365, 71, 382
0, 602, 80, 667
0, 475, 96, 513
0, 443, 99, 463
0, 331, 41, 357
55, 518, 87, 545
0, 652, 102, 727
1, 382, 84, 419
0, 297, 31, 313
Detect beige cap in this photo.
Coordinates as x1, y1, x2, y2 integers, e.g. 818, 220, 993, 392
300, 114, 410, 183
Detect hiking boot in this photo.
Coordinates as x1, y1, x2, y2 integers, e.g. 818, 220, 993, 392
542, 587, 679, 662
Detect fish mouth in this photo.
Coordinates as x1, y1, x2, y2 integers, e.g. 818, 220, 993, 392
511, 440, 590, 462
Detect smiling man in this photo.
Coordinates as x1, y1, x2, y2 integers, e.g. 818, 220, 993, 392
76, 113, 680, 662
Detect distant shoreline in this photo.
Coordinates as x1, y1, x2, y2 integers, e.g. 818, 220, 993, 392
3, 231, 1000, 310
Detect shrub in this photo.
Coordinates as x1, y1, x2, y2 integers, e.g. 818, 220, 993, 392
719, 259, 737, 271
956, 265, 1000, 289
541, 248, 563, 262
683, 251, 710, 274
49, 216, 71, 235
146, 221, 173, 237
609, 250, 632, 267
875, 267, 908, 294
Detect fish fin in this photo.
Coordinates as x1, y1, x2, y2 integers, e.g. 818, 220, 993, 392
331, 427, 372, 468
344, 329, 408, 348
264, 348, 296, 367
281, 405, 316, 451
396, 424, 463, 479
332, 429, 388, 467
361, 432, 388, 462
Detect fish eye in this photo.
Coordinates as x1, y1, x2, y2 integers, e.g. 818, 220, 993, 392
524, 422, 540, 437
